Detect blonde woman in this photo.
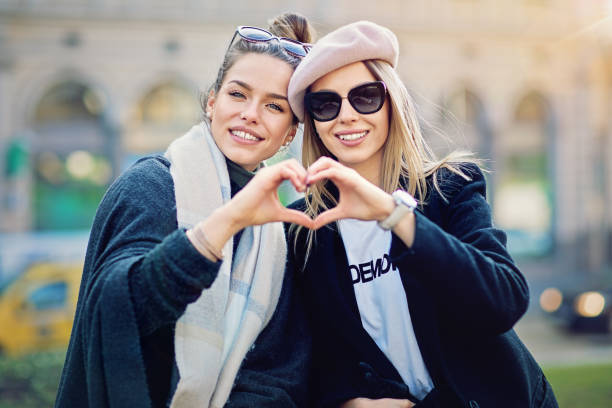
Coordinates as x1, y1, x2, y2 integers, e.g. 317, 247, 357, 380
287, 21, 557, 408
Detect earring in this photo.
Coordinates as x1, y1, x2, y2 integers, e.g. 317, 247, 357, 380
278, 140, 291, 155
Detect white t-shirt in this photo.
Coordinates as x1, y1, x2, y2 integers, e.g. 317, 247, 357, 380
338, 218, 434, 400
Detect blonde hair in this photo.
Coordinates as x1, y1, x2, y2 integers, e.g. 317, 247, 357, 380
292, 59, 479, 262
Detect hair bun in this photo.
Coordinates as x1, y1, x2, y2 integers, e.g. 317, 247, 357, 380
268, 12, 315, 44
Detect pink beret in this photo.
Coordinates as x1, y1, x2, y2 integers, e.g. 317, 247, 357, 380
288, 21, 399, 122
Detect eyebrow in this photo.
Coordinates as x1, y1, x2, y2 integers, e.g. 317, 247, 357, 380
228, 80, 288, 101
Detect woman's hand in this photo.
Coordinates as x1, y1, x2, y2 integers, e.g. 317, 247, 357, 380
226, 158, 313, 229
189, 159, 313, 261
340, 398, 415, 408
306, 156, 416, 247
306, 157, 395, 229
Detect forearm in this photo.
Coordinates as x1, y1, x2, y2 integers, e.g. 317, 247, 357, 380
372, 192, 416, 248
390, 212, 415, 248
129, 229, 222, 336
186, 201, 246, 262
391, 213, 528, 333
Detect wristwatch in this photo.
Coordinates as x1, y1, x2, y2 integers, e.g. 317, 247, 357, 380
378, 189, 417, 230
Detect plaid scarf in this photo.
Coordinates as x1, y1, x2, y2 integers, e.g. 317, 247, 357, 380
165, 123, 287, 407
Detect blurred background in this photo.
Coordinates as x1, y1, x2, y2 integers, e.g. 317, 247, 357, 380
0, 0, 611, 406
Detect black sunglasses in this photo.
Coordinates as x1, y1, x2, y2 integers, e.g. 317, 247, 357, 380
226, 26, 312, 58
304, 81, 387, 122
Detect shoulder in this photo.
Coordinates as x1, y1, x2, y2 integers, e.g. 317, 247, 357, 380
425, 162, 486, 205
87, 155, 178, 263
107, 155, 173, 198
115, 155, 172, 188
98, 155, 175, 217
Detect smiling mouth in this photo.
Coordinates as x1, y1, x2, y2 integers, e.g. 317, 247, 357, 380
231, 129, 262, 141
336, 131, 368, 141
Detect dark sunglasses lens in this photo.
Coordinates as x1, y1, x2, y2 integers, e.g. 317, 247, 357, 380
238, 26, 273, 41
349, 82, 385, 114
306, 92, 341, 121
279, 39, 307, 57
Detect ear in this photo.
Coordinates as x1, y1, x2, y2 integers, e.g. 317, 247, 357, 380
283, 125, 298, 145
206, 89, 216, 120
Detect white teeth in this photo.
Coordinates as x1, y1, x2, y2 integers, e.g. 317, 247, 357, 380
231, 130, 259, 141
337, 131, 367, 141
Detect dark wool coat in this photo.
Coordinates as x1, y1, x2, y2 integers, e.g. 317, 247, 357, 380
55, 155, 311, 408
289, 164, 557, 408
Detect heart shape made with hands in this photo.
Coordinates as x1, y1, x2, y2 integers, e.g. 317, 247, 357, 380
271, 157, 393, 231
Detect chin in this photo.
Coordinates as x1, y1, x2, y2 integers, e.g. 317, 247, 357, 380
231, 150, 272, 170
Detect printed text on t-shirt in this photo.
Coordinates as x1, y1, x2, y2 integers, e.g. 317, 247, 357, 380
349, 253, 398, 284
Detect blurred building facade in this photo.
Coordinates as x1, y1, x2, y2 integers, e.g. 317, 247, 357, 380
0, 0, 611, 281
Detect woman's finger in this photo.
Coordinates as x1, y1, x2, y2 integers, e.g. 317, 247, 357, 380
282, 158, 308, 178
306, 156, 340, 180
282, 160, 309, 191
305, 167, 342, 186
277, 208, 314, 229
309, 155, 336, 168
277, 165, 307, 192
312, 207, 344, 230
270, 158, 303, 178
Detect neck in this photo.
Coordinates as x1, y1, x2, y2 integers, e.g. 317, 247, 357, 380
226, 158, 258, 190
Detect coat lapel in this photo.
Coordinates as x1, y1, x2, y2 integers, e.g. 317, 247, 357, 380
309, 223, 405, 383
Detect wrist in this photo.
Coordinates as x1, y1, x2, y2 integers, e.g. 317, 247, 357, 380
213, 201, 247, 234
393, 211, 415, 247
376, 193, 397, 222
186, 227, 223, 262
377, 190, 417, 231
192, 203, 245, 260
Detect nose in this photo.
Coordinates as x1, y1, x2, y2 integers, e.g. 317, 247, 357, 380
337, 97, 358, 123
240, 101, 259, 123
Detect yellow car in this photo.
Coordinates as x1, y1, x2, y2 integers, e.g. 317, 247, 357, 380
0, 261, 82, 356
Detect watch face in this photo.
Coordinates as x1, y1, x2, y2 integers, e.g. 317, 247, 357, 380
393, 190, 417, 210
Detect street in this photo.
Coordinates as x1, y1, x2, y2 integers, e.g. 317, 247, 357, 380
516, 311, 612, 367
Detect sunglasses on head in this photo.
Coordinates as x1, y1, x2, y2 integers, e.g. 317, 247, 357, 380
304, 81, 387, 122
227, 26, 312, 58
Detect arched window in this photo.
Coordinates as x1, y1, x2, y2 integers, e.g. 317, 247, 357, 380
438, 88, 492, 160
124, 81, 200, 156
34, 82, 103, 123
31, 81, 113, 230
494, 91, 554, 256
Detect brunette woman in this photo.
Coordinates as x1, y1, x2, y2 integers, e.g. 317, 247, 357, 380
56, 13, 315, 408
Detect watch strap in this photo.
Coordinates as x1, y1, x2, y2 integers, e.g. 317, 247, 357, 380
378, 190, 417, 230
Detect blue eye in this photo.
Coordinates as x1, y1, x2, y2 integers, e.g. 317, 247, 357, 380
229, 90, 245, 98
268, 103, 283, 112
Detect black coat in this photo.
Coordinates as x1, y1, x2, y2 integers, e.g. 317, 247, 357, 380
289, 164, 557, 408
55, 155, 311, 408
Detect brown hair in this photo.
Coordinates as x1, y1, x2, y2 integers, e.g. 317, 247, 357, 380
201, 12, 315, 125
